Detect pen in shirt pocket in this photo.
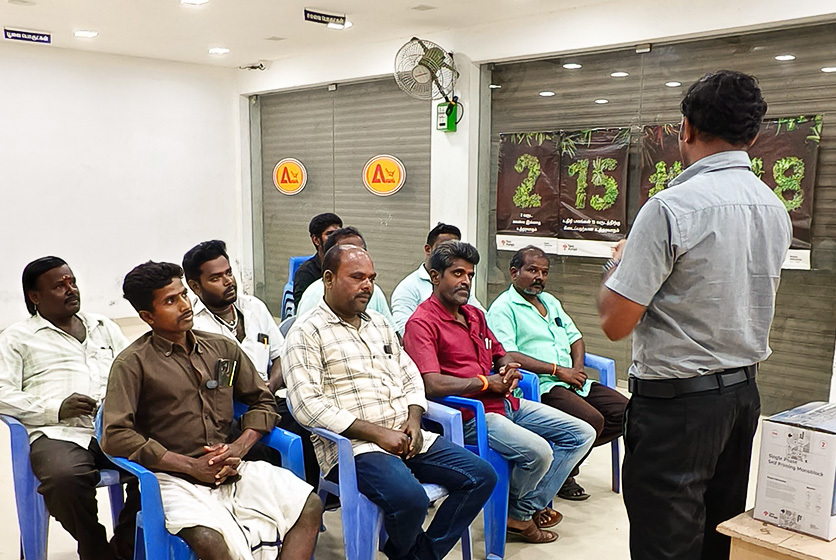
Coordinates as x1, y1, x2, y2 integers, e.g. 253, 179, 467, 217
484, 337, 492, 350
101, 346, 114, 358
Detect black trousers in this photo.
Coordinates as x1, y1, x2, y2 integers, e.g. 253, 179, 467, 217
29, 436, 140, 560
623, 377, 760, 560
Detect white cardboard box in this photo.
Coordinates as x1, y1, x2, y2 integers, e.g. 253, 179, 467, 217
754, 401, 836, 540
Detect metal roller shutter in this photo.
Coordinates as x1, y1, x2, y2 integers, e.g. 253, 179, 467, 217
487, 22, 836, 413
257, 78, 430, 313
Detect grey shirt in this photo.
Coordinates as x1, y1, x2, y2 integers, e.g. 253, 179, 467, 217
605, 151, 792, 380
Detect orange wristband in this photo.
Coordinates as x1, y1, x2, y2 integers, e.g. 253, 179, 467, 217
477, 374, 489, 392
551, 363, 557, 376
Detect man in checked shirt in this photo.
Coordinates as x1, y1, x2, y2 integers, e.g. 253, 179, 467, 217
284, 244, 497, 560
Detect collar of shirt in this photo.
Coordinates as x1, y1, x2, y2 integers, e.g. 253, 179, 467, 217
669, 150, 753, 189
315, 297, 372, 328
31, 311, 100, 339
417, 263, 432, 283
150, 330, 202, 357
506, 284, 551, 316
424, 292, 481, 325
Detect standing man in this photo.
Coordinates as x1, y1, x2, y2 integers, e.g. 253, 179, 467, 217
183, 239, 319, 487
391, 222, 484, 335
404, 241, 595, 544
487, 245, 627, 501
598, 70, 792, 560
0, 257, 139, 560
103, 261, 321, 560
284, 244, 496, 560
293, 212, 343, 307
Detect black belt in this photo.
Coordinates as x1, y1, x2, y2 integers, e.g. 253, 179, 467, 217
628, 365, 757, 399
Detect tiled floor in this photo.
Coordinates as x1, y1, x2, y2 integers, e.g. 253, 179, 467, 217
0, 418, 766, 559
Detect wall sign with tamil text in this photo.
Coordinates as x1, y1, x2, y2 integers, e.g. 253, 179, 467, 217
640, 115, 822, 269
363, 155, 406, 196
273, 158, 308, 195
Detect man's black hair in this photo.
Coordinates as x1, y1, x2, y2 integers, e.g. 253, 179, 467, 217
321, 226, 366, 256
182, 240, 230, 284
123, 261, 184, 313
426, 223, 462, 247
510, 245, 548, 271
309, 213, 343, 238
680, 70, 767, 146
22, 256, 68, 315
429, 241, 480, 275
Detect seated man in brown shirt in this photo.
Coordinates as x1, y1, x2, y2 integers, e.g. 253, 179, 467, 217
102, 261, 321, 560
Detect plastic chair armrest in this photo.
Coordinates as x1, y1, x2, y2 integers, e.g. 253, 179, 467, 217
311, 427, 360, 497
424, 401, 464, 446
584, 353, 616, 388
433, 396, 489, 456
517, 370, 540, 402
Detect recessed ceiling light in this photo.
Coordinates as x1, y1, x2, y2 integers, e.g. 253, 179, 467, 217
595, 99, 609, 104
563, 63, 582, 70
411, 4, 437, 10
7, 0, 37, 6
265, 36, 286, 42
539, 91, 555, 97
775, 54, 796, 61
489, 84, 502, 89
74, 30, 99, 39
665, 81, 682, 88
181, 0, 209, 5
208, 47, 230, 55
326, 20, 353, 30
821, 67, 836, 73
610, 71, 629, 78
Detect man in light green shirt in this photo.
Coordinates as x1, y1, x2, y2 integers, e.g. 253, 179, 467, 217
487, 245, 627, 501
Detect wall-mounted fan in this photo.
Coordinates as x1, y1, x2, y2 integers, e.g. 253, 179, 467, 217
394, 37, 459, 102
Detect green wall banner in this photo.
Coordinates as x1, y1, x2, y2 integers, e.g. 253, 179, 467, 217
640, 116, 822, 269
496, 128, 630, 257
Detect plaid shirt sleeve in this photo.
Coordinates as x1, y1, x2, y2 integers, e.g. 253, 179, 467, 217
283, 322, 358, 434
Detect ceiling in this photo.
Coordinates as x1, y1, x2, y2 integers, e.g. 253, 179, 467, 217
0, 0, 605, 68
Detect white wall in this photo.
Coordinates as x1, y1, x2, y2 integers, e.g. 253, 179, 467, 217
0, 43, 240, 328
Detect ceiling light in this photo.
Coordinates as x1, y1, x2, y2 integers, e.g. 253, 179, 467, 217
208, 47, 230, 55
595, 99, 609, 104
7, 0, 37, 5
563, 63, 582, 70
73, 30, 98, 38
326, 20, 353, 29
539, 91, 555, 97
774, 54, 796, 61
665, 81, 682, 88
489, 84, 502, 89
181, 0, 209, 5
610, 71, 629, 78
821, 67, 836, 73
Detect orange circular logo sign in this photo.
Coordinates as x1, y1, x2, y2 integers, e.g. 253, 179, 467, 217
362, 155, 406, 196
273, 158, 307, 195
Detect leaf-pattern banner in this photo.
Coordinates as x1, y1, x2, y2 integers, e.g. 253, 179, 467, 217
640, 115, 822, 249
496, 128, 630, 242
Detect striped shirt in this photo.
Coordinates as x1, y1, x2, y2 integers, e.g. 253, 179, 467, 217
283, 299, 436, 474
0, 312, 128, 448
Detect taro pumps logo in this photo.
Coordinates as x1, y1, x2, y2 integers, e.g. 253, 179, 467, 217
273, 158, 308, 195
363, 155, 406, 196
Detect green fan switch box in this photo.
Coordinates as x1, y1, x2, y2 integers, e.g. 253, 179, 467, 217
436, 102, 457, 132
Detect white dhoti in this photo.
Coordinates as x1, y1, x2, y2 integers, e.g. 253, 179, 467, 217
156, 461, 313, 560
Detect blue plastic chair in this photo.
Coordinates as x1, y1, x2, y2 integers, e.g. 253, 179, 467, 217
312, 401, 472, 560
435, 371, 539, 560
0, 414, 125, 560
521, 354, 621, 493
94, 401, 306, 560
281, 254, 315, 320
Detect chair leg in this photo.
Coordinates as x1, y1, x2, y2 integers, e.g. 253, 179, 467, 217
460, 526, 472, 560
108, 482, 125, 529
611, 438, 621, 494
483, 454, 509, 560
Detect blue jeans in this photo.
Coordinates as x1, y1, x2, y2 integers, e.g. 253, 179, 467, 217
354, 436, 497, 560
465, 399, 595, 520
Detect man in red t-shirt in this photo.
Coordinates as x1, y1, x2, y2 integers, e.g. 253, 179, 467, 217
403, 241, 595, 543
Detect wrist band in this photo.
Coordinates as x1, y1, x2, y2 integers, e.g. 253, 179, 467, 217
477, 374, 489, 392
551, 363, 557, 376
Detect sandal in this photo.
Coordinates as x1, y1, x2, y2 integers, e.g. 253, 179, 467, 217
507, 520, 558, 543
557, 476, 590, 501
533, 507, 563, 529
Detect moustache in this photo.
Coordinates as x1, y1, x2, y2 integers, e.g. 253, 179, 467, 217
178, 310, 194, 322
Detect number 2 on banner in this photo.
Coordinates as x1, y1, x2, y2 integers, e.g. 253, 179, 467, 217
512, 154, 542, 209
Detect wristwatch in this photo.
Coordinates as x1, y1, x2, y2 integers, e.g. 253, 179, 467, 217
602, 258, 620, 275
